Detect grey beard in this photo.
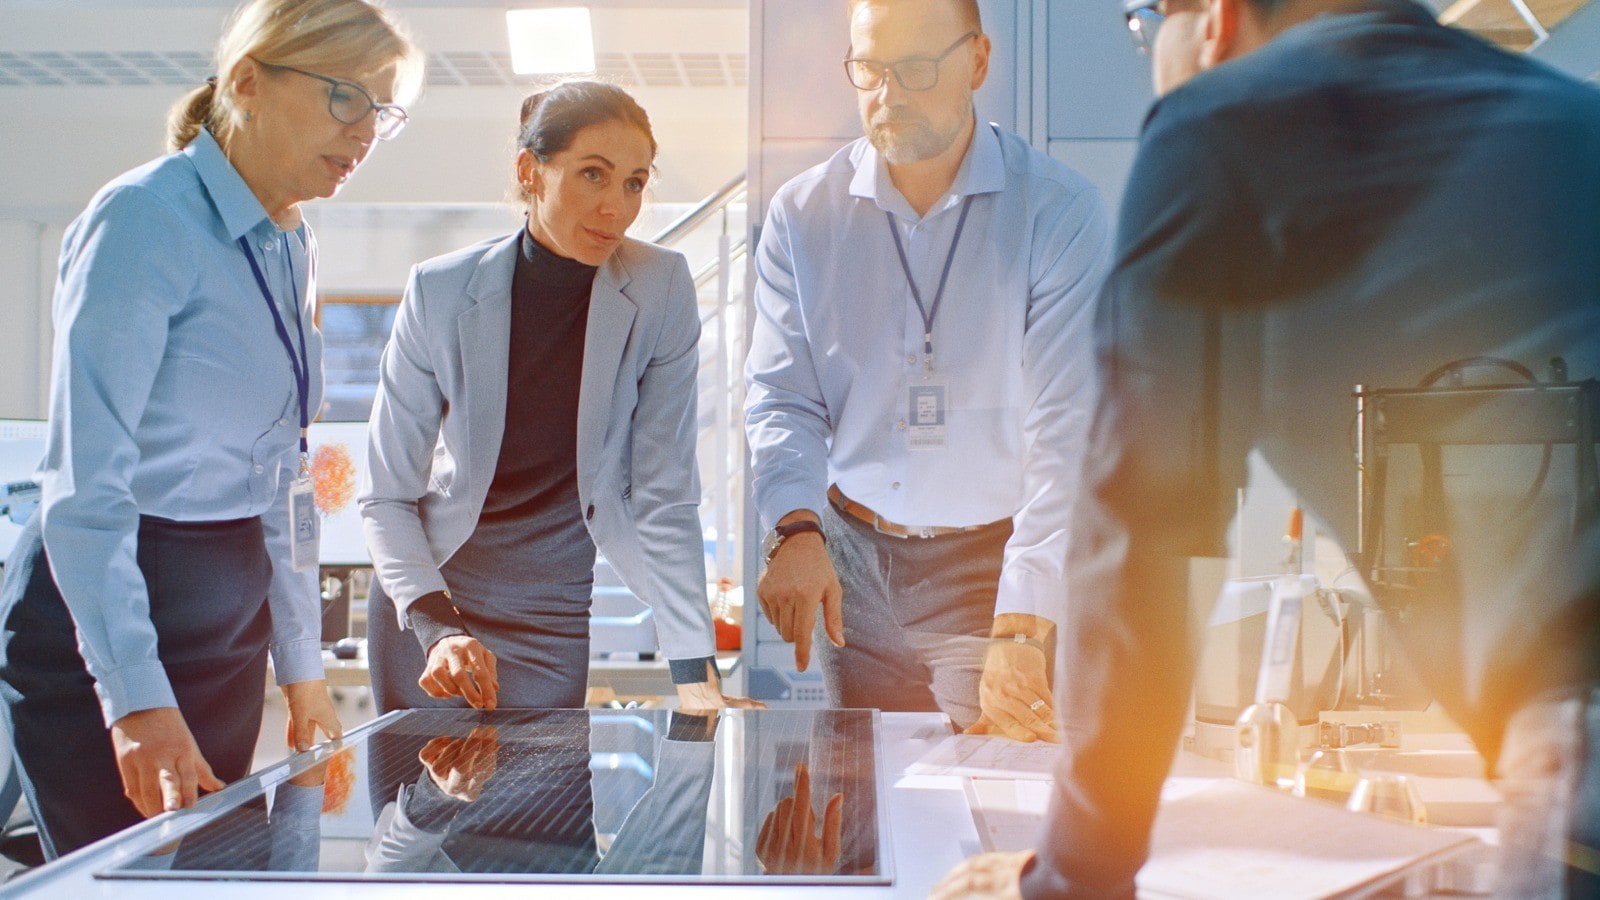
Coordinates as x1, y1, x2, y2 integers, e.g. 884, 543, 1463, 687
868, 108, 966, 164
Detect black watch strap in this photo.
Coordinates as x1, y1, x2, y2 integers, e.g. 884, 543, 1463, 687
776, 519, 826, 543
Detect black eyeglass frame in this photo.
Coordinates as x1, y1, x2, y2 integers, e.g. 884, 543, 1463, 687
842, 30, 980, 92
255, 59, 409, 140
1123, 0, 1165, 55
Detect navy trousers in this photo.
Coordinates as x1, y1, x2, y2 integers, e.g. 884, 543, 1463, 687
0, 514, 272, 859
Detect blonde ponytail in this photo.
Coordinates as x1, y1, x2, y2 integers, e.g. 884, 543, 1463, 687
165, 79, 219, 153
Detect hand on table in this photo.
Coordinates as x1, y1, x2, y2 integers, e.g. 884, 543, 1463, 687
930, 850, 1034, 900
674, 675, 767, 711
282, 678, 343, 752
420, 634, 499, 710
419, 725, 500, 802
110, 706, 226, 816
965, 618, 1057, 743
756, 515, 843, 672
757, 761, 843, 875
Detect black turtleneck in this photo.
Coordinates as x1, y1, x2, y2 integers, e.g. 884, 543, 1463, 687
480, 228, 597, 522
405, 229, 599, 653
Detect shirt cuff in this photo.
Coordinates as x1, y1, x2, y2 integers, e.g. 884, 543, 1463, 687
668, 655, 716, 685
95, 660, 179, 726
404, 776, 471, 831
667, 710, 719, 742
270, 638, 327, 688
994, 567, 1066, 626
757, 483, 830, 534
271, 782, 327, 821
406, 591, 468, 653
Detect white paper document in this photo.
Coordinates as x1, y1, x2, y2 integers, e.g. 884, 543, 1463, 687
963, 764, 1480, 898
1138, 781, 1478, 899
905, 733, 1060, 779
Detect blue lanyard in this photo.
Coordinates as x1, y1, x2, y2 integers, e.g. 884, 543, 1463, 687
886, 194, 975, 375
237, 235, 311, 461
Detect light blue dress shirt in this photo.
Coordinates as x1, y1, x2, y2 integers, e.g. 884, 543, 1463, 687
744, 124, 1111, 622
38, 128, 325, 725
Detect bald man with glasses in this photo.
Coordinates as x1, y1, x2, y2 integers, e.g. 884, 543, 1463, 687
745, 0, 1111, 741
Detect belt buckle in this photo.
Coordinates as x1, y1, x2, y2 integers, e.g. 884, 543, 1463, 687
870, 511, 910, 540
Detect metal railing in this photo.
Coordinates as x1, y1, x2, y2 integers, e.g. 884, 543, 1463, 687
650, 175, 749, 589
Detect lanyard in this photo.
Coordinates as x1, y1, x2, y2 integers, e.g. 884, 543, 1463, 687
885, 194, 975, 376
237, 235, 311, 468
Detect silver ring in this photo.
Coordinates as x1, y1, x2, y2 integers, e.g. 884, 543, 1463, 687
1029, 699, 1047, 712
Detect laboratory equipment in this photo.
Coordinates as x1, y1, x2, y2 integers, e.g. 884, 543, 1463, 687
1232, 575, 1309, 787
1194, 574, 1347, 758
1352, 362, 1599, 707
1294, 748, 1359, 804
1347, 772, 1427, 825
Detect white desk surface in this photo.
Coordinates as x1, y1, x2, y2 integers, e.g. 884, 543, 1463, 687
0, 712, 982, 900
1, 714, 1497, 900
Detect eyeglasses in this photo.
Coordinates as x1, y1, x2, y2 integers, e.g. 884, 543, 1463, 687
1123, 0, 1165, 55
257, 60, 408, 140
843, 31, 979, 92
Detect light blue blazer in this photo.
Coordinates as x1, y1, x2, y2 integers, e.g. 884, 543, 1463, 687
360, 231, 714, 662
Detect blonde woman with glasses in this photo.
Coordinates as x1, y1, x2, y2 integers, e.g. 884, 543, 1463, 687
0, 0, 420, 859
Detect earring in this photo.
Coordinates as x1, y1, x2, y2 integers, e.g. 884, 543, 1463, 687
244, 111, 253, 122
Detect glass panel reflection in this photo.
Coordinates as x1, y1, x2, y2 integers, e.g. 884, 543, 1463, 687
99, 708, 888, 885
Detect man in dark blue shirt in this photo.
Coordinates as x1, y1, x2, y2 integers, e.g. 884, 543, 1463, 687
936, 0, 1600, 896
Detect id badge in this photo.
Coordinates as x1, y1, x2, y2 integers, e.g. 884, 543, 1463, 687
907, 380, 948, 449
288, 475, 320, 573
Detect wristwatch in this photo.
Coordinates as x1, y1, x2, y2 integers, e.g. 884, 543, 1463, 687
992, 632, 1049, 656
761, 520, 826, 564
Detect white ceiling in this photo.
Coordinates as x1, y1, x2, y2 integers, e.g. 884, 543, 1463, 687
0, 1, 750, 218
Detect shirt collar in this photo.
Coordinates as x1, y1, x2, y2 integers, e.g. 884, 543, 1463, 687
185, 128, 275, 240
849, 117, 1006, 215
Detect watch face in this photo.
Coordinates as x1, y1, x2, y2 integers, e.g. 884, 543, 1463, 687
760, 529, 781, 564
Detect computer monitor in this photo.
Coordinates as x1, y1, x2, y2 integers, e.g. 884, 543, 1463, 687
306, 420, 372, 567
0, 419, 47, 564
1, 419, 373, 565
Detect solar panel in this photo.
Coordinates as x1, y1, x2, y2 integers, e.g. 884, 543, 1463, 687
97, 708, 890, 886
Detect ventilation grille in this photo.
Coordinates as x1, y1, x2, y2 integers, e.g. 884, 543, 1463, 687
0, 50, 211, 87
0, 49, 748, 89
430, 50, 748, 88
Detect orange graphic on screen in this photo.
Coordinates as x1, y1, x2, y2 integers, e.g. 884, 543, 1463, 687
311, 443, 357, 515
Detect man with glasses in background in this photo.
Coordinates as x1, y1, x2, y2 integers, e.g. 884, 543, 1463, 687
745, 0, 1110, 742
935, 0, 1600, 896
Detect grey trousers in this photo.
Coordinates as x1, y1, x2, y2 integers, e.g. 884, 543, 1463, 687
815, 500, 1010, 729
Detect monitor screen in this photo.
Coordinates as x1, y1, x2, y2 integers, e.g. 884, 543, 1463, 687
0, 420, 374, 566
0, 419, 47, 562
306, 421, 371, 566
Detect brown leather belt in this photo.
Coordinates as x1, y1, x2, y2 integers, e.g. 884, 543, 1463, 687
827, 484, 998, 540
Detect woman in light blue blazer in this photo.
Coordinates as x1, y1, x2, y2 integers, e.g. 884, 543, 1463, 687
361, 82, 754, 713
